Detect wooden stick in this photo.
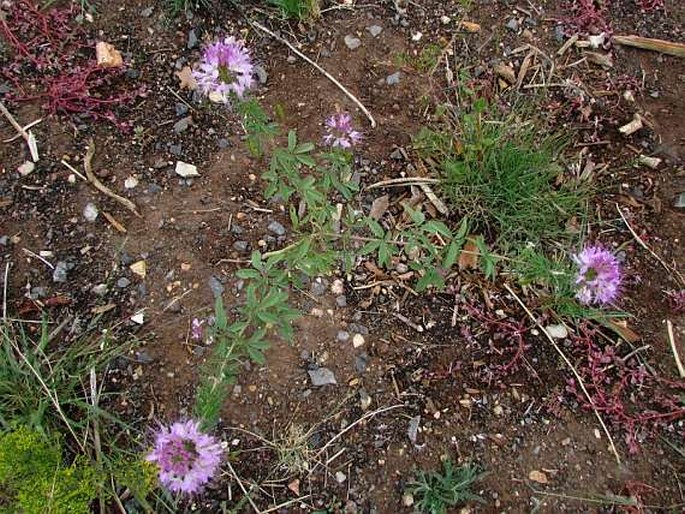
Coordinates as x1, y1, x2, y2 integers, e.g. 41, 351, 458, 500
613, 35, 685, 58
503, 283, 622, 464
250, 21, 376, 128
666, 320, 685, 378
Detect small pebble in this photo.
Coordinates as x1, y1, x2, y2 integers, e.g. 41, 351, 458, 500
173, 116, 192, 134
308, 367, 337, 386
175, 102, 189, 116
267, 220, 286, 236
352, 333, 365, 348
83, 202, 99, 222
386, 72, 401, 85
344, 34, 362, 50
506, 18, 519, 31
116, 277, 131, 288
366, 25, 383, 37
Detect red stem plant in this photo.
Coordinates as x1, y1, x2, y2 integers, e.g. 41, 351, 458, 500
0, 0, 142, 129
564, 322, 685, 453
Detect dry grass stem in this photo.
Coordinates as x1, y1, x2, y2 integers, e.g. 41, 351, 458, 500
616, 204, 685, 286
503, 283, 621, 464
84, 140, 142, 217
250, 21, 376, 128
666, 320, 685, 378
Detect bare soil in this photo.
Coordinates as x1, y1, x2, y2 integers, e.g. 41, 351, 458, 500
1, 0, 684, 512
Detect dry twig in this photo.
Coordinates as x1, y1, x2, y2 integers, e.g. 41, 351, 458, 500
250, 21, 376, 128
84, 140, 142, 217
225, 459, 262, 514
666, 320, 685, 378
503, 283, 622, 464
0, 100, 39, 161
612, 35, 685, 58
616, 204, 685, 286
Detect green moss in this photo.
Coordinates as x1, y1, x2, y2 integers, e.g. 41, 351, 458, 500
0, 427, 97, 514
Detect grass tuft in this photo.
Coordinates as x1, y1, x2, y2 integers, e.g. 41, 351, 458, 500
415, 100, 586, 249
407, 459, 486, 514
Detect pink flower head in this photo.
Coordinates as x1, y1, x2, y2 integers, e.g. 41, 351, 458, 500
323, 112, 363, 149
193, 37, 254, 103
146, 420, 223, 494
190, 318, 204, 341
573, 245, 621, 305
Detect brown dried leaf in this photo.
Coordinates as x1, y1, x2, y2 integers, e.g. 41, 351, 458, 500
458, 237, 480, 271
603, 319, 641, 343
456, 21, 481, 33
175, 66, 198, 90
494, 63, 516, 84
369, 195, 389, 220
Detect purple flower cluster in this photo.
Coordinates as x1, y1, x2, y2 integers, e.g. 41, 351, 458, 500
193, 37, 254, 104
573, 245, 621, 305
146, 420, 223, 494
323, 112, 363, 149
190, 318, 204, 341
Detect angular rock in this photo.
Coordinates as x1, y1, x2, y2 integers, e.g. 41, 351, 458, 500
366, 25, 383, 37
344, 34, 362, 50
308, 367, 337, 386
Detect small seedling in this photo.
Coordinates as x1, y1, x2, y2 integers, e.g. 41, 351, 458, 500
407, 459, 486, 514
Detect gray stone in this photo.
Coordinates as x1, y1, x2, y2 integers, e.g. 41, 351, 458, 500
675, 192, 685, 208
407, 415, 421, 444
310, 279, 327, 296
355, 353, 369, 373
140, 6, 153, 17
254, 64, 268, 84
217, 138, 230, 149
148, 183, 162, 194
344, 34, 362, 50
348, 323, 369, 335
174, 116, 192, 134
554, 25, 565, 42
175, 103, 189, 116
53, 261, 68, 283
30, 286, 48, 299
233, 240, 249, 252
506, 18, 519, 32
335, 295, 347, 307
267, 220, 286, 236
116, 277, 131, 288
135, 350, 154, 363
187, 29, 198, 49
208, 275, 225, 298
366, 25, 383, 37
390, 148, 404, 160
386, 72, 401, 85
308, 367, 337, 386
170, 144, 182, 156
0, 235, 8, 246
91, 284, 108, 296
337, 330, 350, 342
